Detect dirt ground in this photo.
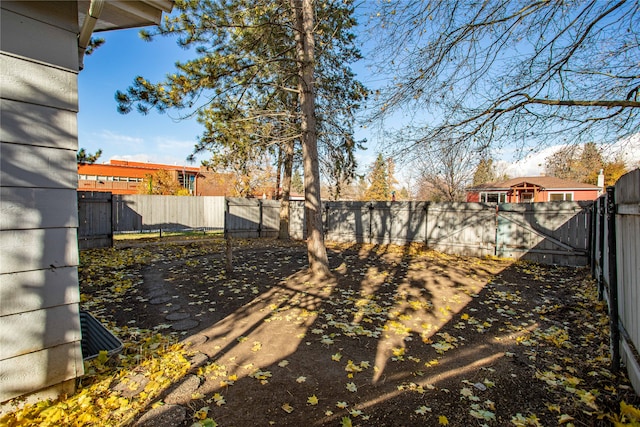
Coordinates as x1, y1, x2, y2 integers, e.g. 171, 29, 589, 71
77, 236, 638, 426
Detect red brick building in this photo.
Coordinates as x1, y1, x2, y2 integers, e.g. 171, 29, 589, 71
78, 160, 234, 196
466, 176, 602, 203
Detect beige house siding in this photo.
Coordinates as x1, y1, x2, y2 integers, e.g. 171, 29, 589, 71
0, 1, 83, 405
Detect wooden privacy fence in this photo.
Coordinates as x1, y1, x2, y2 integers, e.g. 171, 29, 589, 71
78, 192, 113, 249
77, 194, 281, 248
592, 169, 640, 395
79, 193, 592, 266
225, 198, 281, 238
290, 201, 592, 266
112, 194, 226, 233
78, 193, 226, 249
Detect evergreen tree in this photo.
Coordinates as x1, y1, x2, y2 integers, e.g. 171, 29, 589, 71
291, 169, 304, 194
579, 142, 605, 185
363, 154, 391, 201
115, 0, 364, 277
77, 148, 102, 164
473, 158, 496, 186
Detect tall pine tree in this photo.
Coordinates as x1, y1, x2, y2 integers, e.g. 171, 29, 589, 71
116, 0, 365, 277
363, 154, 391, 201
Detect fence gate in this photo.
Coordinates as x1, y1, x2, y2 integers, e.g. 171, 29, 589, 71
496, 201, 592, 266
225, 198, 280, 238
77, 191, 113, 249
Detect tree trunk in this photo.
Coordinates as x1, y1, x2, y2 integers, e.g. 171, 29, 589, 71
291, 0, 330, 278
275, 146, 283, 201
279, 139, 294, 240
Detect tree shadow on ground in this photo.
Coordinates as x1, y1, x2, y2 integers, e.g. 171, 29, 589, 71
78, 238, 637, 426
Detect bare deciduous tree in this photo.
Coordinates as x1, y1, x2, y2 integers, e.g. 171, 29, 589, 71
414, 138, 475, 202
369, 0, 640, 155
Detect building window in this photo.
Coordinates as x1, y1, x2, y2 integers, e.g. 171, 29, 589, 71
480, 192, 507, 203
521, 192, 534, 203
549, 192, 573, 201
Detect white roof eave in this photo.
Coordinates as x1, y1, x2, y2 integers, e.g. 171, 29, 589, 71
79, 0, 173, 33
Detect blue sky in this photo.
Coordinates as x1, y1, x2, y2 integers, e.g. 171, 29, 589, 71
78, 28, 207, 167
82, 16, 626, 183
78, 11, 639, 186
78, 25, 385, 172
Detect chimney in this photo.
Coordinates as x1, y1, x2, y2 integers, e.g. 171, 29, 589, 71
597, 169, 605, 190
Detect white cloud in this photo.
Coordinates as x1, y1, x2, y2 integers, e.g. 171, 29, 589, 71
110, 153, 201, 166
602, 133, 640, 167
95, 130, 144, 145
154, 136, 197, 152
502, 144, 567, 177
499, 133, 640, 178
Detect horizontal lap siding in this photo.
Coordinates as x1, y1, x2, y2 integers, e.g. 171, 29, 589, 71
1, 1, 82, 404
1, 188, 77, 230
0, 268, 79, 317
1, 100, 78, 149
0, 342, 82, 403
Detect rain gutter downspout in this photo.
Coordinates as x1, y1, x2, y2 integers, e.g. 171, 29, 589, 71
78, 0, 105, 70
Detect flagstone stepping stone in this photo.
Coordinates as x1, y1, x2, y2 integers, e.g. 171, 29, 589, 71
182, 334, 208, 347
166, 312, 190, 321
147, 289, 168, 299
160, 304, 182, 313
112, 373, 149, 398
149, 295, 173, 305
187, 352, 209, 369
134, 404, 186, 427
171, 319, 199, 331
164, 374, 201, 405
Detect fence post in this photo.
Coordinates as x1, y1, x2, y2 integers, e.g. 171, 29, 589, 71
589, 203, 596, 279
258, 199, 263, 238
597, 196, 606, 300
423, 202, 429, 247
324, 203, 330, 238
224, 198, 233, 273
368, 203, 374, 244
606, 186, 620, 373
109, 193, 114, 247
494, 204, 500, 257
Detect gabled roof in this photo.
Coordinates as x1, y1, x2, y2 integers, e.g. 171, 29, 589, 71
468, 176, 601, 191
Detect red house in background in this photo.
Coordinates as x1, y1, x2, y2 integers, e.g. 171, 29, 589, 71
466, 176, 602, 203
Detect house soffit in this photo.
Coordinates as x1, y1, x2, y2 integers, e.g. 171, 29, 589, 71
78, 0, 173, 32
